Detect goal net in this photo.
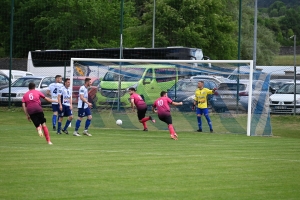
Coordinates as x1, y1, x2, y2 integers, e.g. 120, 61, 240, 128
70, 58, 272, 136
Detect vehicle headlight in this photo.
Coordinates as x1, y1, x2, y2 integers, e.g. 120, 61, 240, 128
183, 95, 195, 102
17, 93, 25, 97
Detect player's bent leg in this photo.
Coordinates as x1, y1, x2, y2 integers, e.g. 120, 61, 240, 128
41, 123, 52, 144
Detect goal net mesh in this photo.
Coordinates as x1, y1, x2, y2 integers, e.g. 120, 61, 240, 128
70, 58, 272, 136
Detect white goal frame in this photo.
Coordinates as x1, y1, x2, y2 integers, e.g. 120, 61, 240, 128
70, 58, 254, 136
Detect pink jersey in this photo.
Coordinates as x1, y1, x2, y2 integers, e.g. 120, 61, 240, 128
22, 90, 45, 114
153, 96, 173, 116
130, 93, 147, 110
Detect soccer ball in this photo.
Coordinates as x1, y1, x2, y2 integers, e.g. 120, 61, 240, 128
116, 119, 122, 126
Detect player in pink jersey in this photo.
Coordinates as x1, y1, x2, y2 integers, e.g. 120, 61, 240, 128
152, 91, 183, 140
129, 88, 155, 131
22, 82, 58, 145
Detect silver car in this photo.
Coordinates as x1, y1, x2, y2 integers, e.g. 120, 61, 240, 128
0, 76, 55, 105
210, 80, 270, 113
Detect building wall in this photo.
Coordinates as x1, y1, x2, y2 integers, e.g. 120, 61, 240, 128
280, 46, 300, 55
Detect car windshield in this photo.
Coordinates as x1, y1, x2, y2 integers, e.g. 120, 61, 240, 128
103, 68, 145, 82
276, 84, 300, 94
73, 79, 85, 86
11, 77, 42, 88
169, 81, 211, 92
218, 83, 246, 91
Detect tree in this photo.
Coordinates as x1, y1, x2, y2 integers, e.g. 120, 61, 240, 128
240, 0, 280, 65
9, 0, 139, 57
126, 0, 238, 60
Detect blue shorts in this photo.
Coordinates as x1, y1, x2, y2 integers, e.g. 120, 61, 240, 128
52, 104, 59, 112
78, 107, 92, 118
196, 108, 209, 115
59, 105, 73, 117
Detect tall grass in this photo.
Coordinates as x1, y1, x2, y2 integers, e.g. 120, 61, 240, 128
273, 55, 299, 66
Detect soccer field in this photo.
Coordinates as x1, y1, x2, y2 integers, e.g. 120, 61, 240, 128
0, 109, 300, 200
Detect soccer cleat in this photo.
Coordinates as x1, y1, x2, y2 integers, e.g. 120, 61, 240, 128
143, 128, 148, 131
62, 129, 69, 134
210, 129, 214, 133
83, 130, 92, 136
149, 116, 156, 123
48, 141, 53, 145
56, 132, 61, 135
53, 126, 56, 131
197, 129, 202, 132
73, 131, 81, 136
170, 134, 178, 140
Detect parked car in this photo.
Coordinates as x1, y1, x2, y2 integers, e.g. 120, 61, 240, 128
269, 79, 293, 93
0, 76, 55, 105
0, 71, 10, 90
0, 70, 34, 84
167, 78, 218, 111
210, 80, 270, 113
72, 77, 100, 104
269, 81, 300, 114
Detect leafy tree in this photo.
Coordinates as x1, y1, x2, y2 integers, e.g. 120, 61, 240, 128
9, 0, 139, 57
240, 0, 280, 65
279, 7, 300, 45
127, 0, 238, 60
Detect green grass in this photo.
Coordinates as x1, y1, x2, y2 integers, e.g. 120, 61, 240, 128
273, 55, 299, 66
0, 108, 300, 200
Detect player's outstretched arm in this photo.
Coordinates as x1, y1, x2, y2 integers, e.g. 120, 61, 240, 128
45, 97, 58, 103
172, 102, 183, 106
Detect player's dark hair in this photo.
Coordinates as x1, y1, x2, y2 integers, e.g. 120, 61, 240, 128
85, 78, 91, 83
199, 80, 204, 84
28, 82, 35, 89
160, 91, 167, 97
64, 78, 70, 83
128, 87, 136, 92
55, 75, 62, 79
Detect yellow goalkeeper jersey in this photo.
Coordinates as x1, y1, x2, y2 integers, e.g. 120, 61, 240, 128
194, 88, 214, 109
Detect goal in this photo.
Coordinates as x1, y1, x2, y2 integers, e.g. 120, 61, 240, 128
70, 58, 272, 137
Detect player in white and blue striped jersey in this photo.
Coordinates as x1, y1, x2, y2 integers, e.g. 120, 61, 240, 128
57, 78, 73, 134
47, 75, 63, 131
73, 78, 93, 137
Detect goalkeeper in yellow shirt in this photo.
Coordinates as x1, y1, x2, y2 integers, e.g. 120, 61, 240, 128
194, 81, 216, 133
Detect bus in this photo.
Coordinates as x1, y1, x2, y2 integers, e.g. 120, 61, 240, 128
27, 47, 208, 77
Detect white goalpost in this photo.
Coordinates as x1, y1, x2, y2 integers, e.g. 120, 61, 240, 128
70, 58, 257, 136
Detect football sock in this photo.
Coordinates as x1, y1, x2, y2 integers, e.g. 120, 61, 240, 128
63, 120, 71, 131
52, 115, 57, 127
204, 114, 213, 130
42, 125, 50, 142
141, 117, 150, 123
75, 120, 81, 131
142, 122, 147, 129
85, 119, 91, 130
57, 122, 61, 132
197, 116, 202, 130
168, 124, 175, 135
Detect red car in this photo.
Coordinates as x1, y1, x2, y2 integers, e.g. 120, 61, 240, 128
72, 77, 100, 104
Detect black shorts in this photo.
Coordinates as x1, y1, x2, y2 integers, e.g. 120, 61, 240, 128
137, 107, 147, 120
158, 114, 172, 125
29, 112, 46, 128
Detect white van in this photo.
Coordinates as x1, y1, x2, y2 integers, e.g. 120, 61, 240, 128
0, 70, 34, 83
